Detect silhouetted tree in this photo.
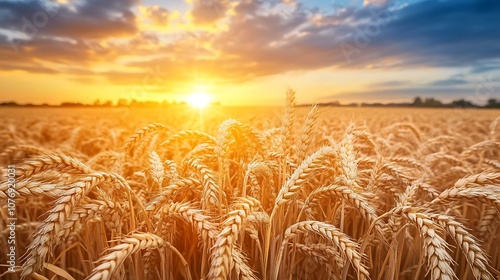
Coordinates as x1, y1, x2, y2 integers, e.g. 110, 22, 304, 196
117, 99, 128, 107
486, 98, 500, 108
423, 97, 442, 107
0, 101, 18, 106
61, 102, 84, 107
452, 99, 477, 108
413, 97, 423, 106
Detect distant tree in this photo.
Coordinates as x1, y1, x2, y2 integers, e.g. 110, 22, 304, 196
93, 99, 101, 106
452, 99, 476, 108
102, 100, 113, 107
413, 97, 423, 106
61, 102, 84, 107
0, 101, 18, 106
486, 98, 500, 108
423, 97, 442, 107
117, 98, 128, 107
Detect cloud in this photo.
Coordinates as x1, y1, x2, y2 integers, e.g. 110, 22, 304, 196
0, 0, 138, 39
189, 0, 500, 81
233, 0, 263, 15
470, 62, 500, 74
369, 80, 410, 87
142, 6, 170, 26
190, 0, 229, 24
429, 75, 468, 86
341, 0, 500, 68
363, 0, 390, 6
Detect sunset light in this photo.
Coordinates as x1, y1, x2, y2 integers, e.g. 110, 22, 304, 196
0, 0, 498, 106
0, 1, 499, 279
187, 92, 212, 109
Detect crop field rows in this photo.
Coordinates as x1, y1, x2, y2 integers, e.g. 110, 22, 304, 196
0, 91, 499, 280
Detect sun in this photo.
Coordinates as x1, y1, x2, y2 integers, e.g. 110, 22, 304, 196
187, 91, 212, 109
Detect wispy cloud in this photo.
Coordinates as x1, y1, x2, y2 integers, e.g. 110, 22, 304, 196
429, 75, 468, 87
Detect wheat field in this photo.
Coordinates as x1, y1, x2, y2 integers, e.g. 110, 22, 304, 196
1, 91, 499, 280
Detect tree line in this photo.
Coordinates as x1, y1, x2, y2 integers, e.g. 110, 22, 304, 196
0, 99, 206, 107
298, 97, 500, 108
1, 97, 499, 108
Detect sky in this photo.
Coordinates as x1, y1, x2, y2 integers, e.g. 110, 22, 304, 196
0, 0, 499, 106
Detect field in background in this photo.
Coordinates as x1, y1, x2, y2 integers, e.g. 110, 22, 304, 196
1, 96, 499, 280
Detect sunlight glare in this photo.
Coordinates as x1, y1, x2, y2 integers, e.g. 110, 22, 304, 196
188, 92, 212, 109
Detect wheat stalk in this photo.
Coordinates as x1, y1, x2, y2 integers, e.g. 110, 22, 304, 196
275, 221, 369, 280
397, 207, 456, 280
86, 233, 188, 280
208, 197, 261, 280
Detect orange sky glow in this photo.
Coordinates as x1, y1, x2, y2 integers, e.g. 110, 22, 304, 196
0, 0, 499, 106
